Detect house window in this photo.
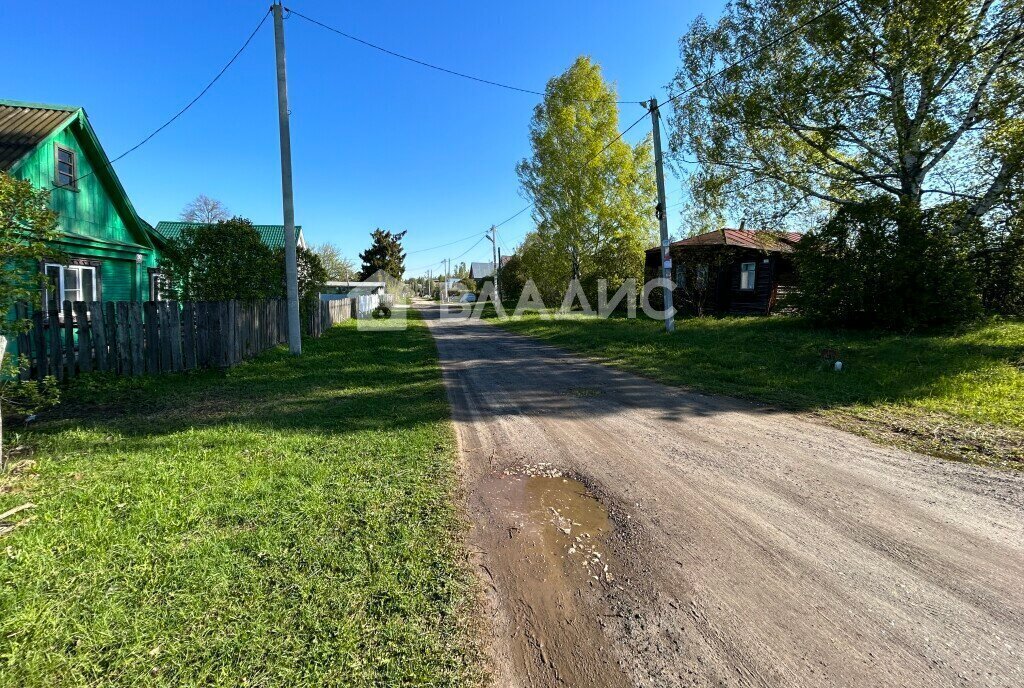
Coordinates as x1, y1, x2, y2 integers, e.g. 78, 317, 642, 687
54, 144, 77, 190
740, 262, 756, 290
696, 264, 709, 290
674, 262, 686, 289
150, 270, 170, 301
44, 263, 97, 309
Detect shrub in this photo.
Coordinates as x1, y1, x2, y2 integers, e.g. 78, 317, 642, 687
794, 197, 981, 329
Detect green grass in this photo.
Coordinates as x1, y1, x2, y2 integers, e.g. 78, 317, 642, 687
0, 311, 481, 687
485, 308, 1024, 464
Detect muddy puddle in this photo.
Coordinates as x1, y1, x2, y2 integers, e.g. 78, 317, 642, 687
503, 470, 616, 585
477, 465, 630, 686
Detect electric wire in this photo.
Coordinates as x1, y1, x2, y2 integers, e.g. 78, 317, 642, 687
284, 7, 642, 105
56, 8, 272, 190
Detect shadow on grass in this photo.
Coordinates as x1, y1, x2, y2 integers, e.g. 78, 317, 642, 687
44, 322, 453, 443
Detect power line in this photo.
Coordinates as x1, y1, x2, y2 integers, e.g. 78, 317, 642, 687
57, 8, 272, 191
405, 230, 488, 254
488, 0, 853, 237
284, 7, 642, 105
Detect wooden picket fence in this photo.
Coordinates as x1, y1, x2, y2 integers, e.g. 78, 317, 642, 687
14, 299, 306, 381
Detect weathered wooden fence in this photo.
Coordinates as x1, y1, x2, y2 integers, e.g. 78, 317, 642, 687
15, 299, 300, 381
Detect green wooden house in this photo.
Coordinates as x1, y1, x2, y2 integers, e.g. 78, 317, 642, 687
0, 99, 160, 307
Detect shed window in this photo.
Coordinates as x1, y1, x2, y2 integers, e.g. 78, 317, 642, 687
54, 144, 77, 190
740, 262, 756, 290
44, 263, 97, 309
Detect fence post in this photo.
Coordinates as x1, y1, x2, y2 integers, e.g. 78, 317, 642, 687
183, 302, 197, 370
104, 302, 117, 372
89, 302, 107, 372
128, 302, 144, 376
32, 309, 47, 381
143, 301, 159, 373
116, 302, 131, 375
168, 301, 183, 372
47, 305, 63, 380
73, 302, 93, 373
62, 301, 75, 376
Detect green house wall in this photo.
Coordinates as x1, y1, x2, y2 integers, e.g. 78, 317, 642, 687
9, 117, 158, 302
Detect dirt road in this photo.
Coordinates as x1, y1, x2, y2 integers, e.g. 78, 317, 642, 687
419, 303, 1024, 687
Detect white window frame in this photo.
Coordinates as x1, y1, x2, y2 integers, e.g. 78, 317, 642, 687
44, 263, 97, 308
739, 262, 756, 291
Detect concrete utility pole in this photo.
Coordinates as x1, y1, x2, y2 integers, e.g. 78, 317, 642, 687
273, 1, 302, 354
649, 97, 675, 334
487, 225, 501, 303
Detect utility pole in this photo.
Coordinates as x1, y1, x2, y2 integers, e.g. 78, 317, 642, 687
443, 259, 449, 302
273, 1, 302, 354
649, 97, 675, 334
487, 225, 501, 303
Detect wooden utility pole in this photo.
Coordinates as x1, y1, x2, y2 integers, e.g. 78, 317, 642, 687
273, 1, 302, 354
487, 225, 501, 303
649, 97, 675, 333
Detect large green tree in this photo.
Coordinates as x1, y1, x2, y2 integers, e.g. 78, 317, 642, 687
516, 56, 657, 301
358, 229, 407, 280
669, 0, 1024, 229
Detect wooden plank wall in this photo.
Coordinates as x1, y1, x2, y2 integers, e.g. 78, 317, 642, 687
16, 298, 307, 381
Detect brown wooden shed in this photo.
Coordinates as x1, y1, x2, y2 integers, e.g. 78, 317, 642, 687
645, 228, 802, 316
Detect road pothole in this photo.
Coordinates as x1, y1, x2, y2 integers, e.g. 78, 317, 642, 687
499, 468, 615, 585
476, 467, 629, 685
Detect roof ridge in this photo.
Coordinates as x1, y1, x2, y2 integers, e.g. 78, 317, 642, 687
0, 98, 81, 112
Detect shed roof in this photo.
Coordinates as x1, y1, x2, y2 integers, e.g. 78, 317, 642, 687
664, 228, 802, 253
0, 101, 78, 171
152, 221, 305, 249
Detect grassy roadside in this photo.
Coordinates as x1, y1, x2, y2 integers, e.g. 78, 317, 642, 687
484, 308, 1024, 467
0, 311, 481, 687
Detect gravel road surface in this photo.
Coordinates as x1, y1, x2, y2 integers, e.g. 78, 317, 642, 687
420, 303, 1024, 688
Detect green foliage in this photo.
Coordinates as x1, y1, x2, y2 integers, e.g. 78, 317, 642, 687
495, 254, 527, 304
358, 229, 407, 280
794, 197, 981, 329
159, 218, 325, 308
0, 313, 481, 686
0, 173, 63, 335
959, 187, 1024, 316
159, 217, 280, 301
274, 245, 328, 316
0, 376, 60, 420
312, 242, 357, 281
669, 0, 1024, 227
516, 56, 657, 301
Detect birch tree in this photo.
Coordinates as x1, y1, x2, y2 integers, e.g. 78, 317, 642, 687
517, 57, 657, 300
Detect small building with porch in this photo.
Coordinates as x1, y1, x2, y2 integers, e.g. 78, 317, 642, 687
645, 228, 802, 316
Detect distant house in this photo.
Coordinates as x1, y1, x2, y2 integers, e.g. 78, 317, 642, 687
470, 256, 512, 280
0, 100, 159, 306
645, 228, 802, 316
151, 221, 306, 250
321, 281, 386, 298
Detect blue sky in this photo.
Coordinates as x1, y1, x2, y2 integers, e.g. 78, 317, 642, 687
4, 0, 722, 275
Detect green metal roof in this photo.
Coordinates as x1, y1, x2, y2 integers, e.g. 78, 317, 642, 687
152, 221, 304, 249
